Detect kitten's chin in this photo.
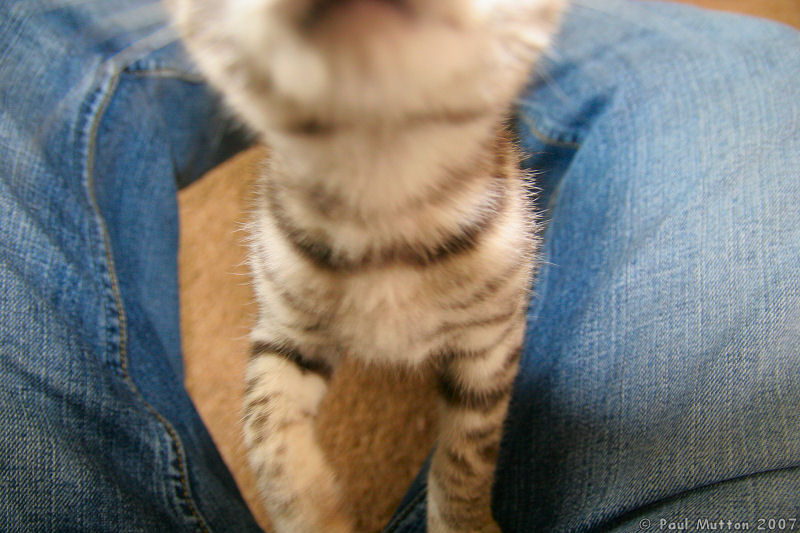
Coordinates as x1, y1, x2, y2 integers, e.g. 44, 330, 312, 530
205, 0, 563, 135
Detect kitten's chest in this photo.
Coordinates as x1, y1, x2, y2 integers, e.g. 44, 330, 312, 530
299, 269, 449, 366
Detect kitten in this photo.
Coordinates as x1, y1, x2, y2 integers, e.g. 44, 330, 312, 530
170, 0, 563, 531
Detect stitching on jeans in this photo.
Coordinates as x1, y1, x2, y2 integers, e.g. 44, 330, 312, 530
82, 65, 212, 533
519, 113, 582, 150
126, 68, 206, 83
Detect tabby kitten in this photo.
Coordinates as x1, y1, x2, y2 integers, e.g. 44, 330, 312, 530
171, 0, 563, 531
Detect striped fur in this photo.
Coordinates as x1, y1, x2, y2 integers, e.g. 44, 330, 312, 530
172, 0, 564, 531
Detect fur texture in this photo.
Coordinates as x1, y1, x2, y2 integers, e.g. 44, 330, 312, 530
171, 0, 564, 531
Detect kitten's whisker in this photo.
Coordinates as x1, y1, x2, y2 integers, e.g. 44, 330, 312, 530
30, 22, 181, 164
567, 0, 713, 51
523, 48, 574, 108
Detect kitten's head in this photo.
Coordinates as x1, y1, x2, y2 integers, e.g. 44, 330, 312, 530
170, 0, 564, 134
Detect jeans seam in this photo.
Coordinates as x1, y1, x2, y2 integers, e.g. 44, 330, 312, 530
519, 112, 582, 150
80, 50, 212, 533
125, 68, 206, 83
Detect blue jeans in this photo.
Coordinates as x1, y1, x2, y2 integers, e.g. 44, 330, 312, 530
1, 0, 798, 531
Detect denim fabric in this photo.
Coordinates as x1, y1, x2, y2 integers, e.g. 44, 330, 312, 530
0, 0, 254, 530
387, 2, 800, 531
1, 0, 798, 531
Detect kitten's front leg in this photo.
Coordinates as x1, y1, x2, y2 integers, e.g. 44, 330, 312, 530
428, 319, 526, 533
243, 341, 353, 533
